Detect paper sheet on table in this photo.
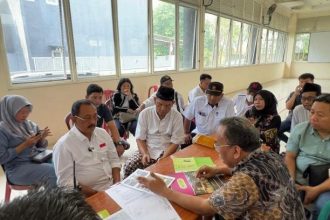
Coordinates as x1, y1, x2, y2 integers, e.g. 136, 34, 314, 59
172, 157, 214, 172
106, 183, 180, 220
105, 209, 132, 220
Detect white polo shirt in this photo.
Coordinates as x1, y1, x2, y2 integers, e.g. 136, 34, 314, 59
188, 85, 205, 103
232, 93, 252, 117
143, 91, 185, 113
53, 126, 121, 191
183, 95, 235, 135
135, 106, 184, 159
291, 104, 310, 131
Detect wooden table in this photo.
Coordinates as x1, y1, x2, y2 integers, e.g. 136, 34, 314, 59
86, 144, 221, 219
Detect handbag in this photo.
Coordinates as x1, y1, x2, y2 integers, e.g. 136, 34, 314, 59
31, 149, 53, 163
303, 163, 330, 186
118, 112, 137, 124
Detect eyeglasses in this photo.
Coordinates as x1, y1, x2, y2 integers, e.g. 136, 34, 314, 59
74, 114, 100, 121
301, 96, 316, 102
214, 143, 233, 152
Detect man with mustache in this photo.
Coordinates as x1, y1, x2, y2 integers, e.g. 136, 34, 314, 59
53, 99, 121, 197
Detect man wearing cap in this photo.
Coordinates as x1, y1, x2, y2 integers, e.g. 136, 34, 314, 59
188, 73, 212, 103
183, 82, 235, 145
232, 82, 263, 117
123, 86, 184, 178
291, 82, 321, 131
136, 75, 185, 113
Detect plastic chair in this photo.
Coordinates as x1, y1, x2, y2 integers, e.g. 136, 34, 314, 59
1, 165, 31, 203
103, 89, 115, 102
148, 85, 158, 97
64, 112, 73, 130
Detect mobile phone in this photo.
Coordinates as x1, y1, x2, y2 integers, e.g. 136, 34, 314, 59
35, 130, 43, 136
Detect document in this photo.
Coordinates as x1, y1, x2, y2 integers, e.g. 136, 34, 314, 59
172, 157, 215, 172
121, 169, 175, 194
105, 183, 181, 220
106, 209, 132, 220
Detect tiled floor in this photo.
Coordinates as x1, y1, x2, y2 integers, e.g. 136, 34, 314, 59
1, 78, 329, 204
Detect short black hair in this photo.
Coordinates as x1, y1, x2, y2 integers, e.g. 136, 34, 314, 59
220, 117, 261, 152
314, 93, 330, 105
71, 99, 95, 116
299, 73, 314, 81
200, 73, 212, 81
301, 83, 321, 96
0, 186, 100, 220
116, 78, 134, 94
86, 84, 103, 96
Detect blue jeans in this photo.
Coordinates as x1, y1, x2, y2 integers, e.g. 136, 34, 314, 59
314, 191, 330, 219
114, 119, 137, 137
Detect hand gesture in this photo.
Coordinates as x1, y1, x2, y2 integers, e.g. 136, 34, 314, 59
24, 135, 42, 148
138, 172, 168, 196
294, 85, 302, 95
40, 127, 52, 139
141, 153, 150, 166
184, 133, 192, 144
196, 165, 218, 179
298, 185, 320, 205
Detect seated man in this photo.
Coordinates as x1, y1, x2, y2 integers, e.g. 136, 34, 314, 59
86, 84, 127, 157
137, 75, 185, 113
123, 86, 184, 178
285, 94, 330, 218
291, 82, 321, 131
0, 186, 99, 220
53, 99, 121, 197
138, 117, 304, 219
279, 73, 314, 143
232, 81, 262, 117
188, 73, 212, 103
183, 82, 235, 145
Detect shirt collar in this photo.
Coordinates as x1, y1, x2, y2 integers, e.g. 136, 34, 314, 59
71, 125, 94, 142
309, 124, 330, 141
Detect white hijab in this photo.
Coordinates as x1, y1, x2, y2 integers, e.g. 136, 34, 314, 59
0, 95, 34, 138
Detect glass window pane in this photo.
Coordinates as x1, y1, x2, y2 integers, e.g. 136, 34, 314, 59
272, 31, 278, 62
260, 28, 267, 64
247, 25, 259, 64
1, 0, 69, 84
179, 5, 198, 70
240, 23, 251, 65
153, 0, 175, 71
218, 17, 230, 67
70, 0, 115, 78
294, 33, 310, 61
230, 20, 241, 66
204, 13, 217, 68
266, 30, 273, 63
118, 0, 148, 74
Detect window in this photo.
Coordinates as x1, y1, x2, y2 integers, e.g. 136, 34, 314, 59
153, 0, 176, 71
230, 21, 241, 66
218, 17, 230, 67
204, 13, 217, 68
294, 33, 310, 61
240, 23, 251, 65
118, 0, 148, 74
1, 0, 69, 84
70, 0, 115, 78
178, 5, 198, 70
266, 30, 273, 63
260, 28, 267, 64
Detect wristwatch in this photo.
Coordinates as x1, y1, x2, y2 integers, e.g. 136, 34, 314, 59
114, 140, 130, 150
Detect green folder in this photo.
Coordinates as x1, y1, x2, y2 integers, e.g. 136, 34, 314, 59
173, 157, 214, 172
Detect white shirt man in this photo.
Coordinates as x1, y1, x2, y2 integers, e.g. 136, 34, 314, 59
291, 104, 310, 131
183, 82, 235, 142
188, 73, 212, 103
53, 100, 121, 196
143, 91, 185, 113
124, 86, 184, 178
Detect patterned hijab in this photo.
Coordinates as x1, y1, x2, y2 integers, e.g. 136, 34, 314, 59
0, 95, 33, 138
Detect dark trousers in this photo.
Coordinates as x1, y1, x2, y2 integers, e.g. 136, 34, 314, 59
278, 117, 291, 143
114, 119, 137, 137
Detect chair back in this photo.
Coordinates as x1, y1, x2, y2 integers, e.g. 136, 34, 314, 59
103, 89, 115, 102
148, 85, 158, 97
64, 112, 73, 130
1, 165, 31, 203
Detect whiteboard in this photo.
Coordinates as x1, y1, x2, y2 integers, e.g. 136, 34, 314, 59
308, 32, 330, 62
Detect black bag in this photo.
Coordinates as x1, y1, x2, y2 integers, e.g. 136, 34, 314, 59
303, 163, 330, 186
31, 149, 53, 163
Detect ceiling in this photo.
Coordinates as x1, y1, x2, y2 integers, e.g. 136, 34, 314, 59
274, 0, 330, 18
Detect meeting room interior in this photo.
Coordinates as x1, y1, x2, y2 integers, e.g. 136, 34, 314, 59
0, 0, 330, 219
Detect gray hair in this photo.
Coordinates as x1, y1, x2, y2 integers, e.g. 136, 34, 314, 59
220, 117, 261, 152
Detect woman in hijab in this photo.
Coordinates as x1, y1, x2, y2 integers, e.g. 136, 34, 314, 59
0, 95, 56, 187
245, 90, 281, 153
